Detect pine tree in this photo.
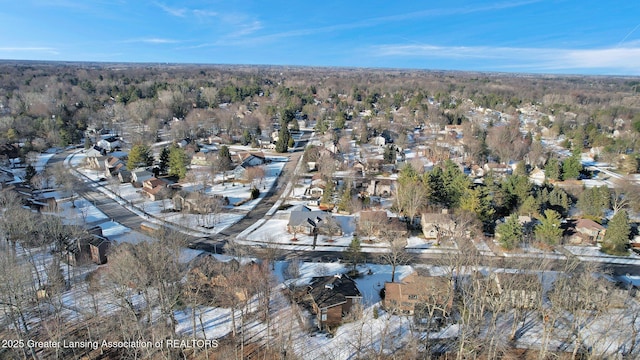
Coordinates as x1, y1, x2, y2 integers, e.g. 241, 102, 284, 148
496, 214, 523, 250
577, 186, 610, 220
218, 145, 232, 170
168, 146, 189, 179
127, 144, 154, 170
534, 209, 563, 246
158, 147, 170, 174
275, 125, 290, 153
544, 157, 562, 181
562, 154, 582, 180
601, 210, 630, 255
344, 237, 363, 271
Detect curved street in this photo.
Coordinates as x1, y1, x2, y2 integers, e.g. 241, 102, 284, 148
49, 144, 640, 278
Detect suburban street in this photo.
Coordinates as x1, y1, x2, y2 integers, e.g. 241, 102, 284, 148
50, 130, 640, 278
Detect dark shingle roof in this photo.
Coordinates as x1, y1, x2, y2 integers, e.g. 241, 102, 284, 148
309, 274, 362, 310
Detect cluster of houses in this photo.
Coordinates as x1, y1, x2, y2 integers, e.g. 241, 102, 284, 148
296, 266, 637, 333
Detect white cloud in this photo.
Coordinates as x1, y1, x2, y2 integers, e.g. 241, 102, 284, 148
372, 44, 640, 74
235, 0, 541, 44
156, 3, 187, 17
156, 3, 219, 19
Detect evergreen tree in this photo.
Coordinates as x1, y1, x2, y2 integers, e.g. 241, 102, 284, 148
544, 157, 562, 181
344, 237, 363, 271
321, 180, 335, 205
502, 174, 532, 210
425, 167, 446, 206
275, 125, 290, 153
158, 147, 170, 174
577, 186, 610, 220
442, 160, 471, 208
562, 154, 582, 180
496, 214, 523, 250
519, 195, 539, 217
168, 146, 189, 179
459, 186, 495, 223
546, 187, 571, 216
534, 209, 563, 246
383, 145, 396, 164
127, 144, 154, 170
601, 210, 630, 255
338, 182, 353, 213
218, 145, 232, 170
241, 129, 252, 146
335, 111, 346, 129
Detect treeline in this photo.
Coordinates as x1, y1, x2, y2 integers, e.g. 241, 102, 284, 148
1, 63, 639, 162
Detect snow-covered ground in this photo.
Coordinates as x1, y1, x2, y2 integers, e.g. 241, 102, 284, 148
71, 152, 286, 238
564, 245, 640, 265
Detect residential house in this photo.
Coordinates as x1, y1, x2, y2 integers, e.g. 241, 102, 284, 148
373, 135, 387, 146
88, 236, 110, 265
233, 152, 267, 180
173, 191, 228, 214
176, 138, 192, 148
470, 164, 485, 178
131, 169, 154, 185
306, 274, 362, 330
97, 136, 120, 152
191, 153, 215, 166
287, 209, 340, 236
237, 151, 267, 166
85, 146, 106, 169
140, 177, 171, 201
384, 271, 454, 322
308, 185, 325, 198
117, 170, 132, 183
529, 166, 546, 186
104, 156, 126, 177
358, 210, 407, 239
366, 178, 394, 197
420, 210, 456, 241
569, 218, 606, 244
484, 162, 512, 176
352, 161, 366, 177
306, 161, 318, 172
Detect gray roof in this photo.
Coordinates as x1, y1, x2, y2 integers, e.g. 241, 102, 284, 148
288, 210, 330, 228
309, 275, 362, 309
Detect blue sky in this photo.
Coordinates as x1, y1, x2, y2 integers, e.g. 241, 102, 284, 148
1, 0, 639, 75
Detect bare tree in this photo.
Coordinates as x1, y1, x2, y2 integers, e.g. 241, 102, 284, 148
377, 230, 413, 282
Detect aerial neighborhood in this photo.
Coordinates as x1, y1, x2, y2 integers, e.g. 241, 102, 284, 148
0, 63, 640, 359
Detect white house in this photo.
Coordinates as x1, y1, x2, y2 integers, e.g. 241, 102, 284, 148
131, 169, 154, 184
97, 137, 120, 152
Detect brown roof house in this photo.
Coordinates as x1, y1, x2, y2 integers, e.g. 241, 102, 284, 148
358, 210, 408, 240
384, 271, 454, 329
572, 218, 606, 244
420, 210, 456, 243
140, 177, 171, 201
306, 274, 362, 331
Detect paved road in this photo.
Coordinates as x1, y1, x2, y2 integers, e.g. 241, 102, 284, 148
50, 144, 640, 277
50, 150, 151, 232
